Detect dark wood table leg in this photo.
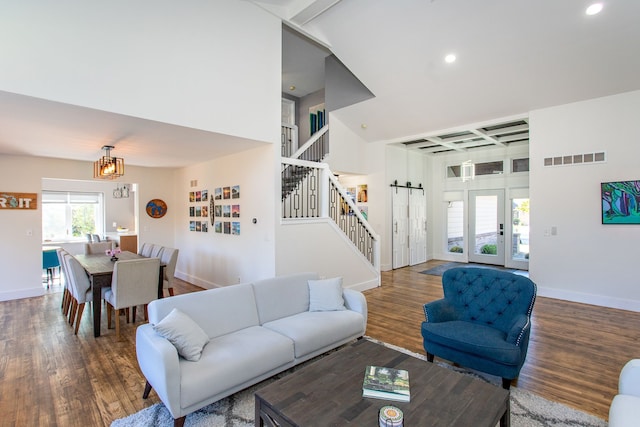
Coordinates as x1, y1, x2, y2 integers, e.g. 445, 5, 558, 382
92, 276, 102, 337
91, 274, 111, 338
158, 265, 165, 299
500, 393, 511, 427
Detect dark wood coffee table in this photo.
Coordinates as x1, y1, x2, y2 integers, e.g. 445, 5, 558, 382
255, 339, 510, 426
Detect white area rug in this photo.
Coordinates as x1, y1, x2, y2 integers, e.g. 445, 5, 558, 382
113, 339, 606, 427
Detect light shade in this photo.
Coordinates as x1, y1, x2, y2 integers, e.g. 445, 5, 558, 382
93, 145, 124, 179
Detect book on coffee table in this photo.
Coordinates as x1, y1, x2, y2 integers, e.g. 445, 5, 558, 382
362, 365, 410, 402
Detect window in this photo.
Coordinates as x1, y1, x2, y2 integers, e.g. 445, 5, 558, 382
511, 198, 530, 261
512, 158, 530, 173
447, 200, 464, 253
446, 160, 504, 179
42, 191, 104, 242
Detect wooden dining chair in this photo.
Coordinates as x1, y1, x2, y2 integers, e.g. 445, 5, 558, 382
63, 254, 94, 335
159, 247, 179, 296
84, 241, 116, 255
56, 248, 71, 315
139, 243, 153, 257
104, 258, 160, 339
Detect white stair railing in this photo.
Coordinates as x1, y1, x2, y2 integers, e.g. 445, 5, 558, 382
281, 158, 380, 270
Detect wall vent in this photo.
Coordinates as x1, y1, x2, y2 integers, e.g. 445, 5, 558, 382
543, 151, 606, 167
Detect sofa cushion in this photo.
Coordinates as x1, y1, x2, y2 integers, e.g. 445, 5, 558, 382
148, 283, 260, 339
252, 272, 319, 324
421, 320, 521, 365
263, 311, 364, 358
308, 277, 346, 311
609, 395, 640, 427
153, 308, 210, 362
179, 326, 294, 409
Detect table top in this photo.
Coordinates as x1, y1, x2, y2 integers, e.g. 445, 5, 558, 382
74, 251, 147, 276
255, 339, 509, 426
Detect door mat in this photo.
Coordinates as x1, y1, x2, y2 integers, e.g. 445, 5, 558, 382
420, 262, 525, 276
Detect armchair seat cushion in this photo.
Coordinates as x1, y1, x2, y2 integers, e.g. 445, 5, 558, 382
609, 395, 640, 427
421, 320, 520, 365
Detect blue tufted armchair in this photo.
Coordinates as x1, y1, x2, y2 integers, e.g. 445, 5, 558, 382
421, 267, 537, 389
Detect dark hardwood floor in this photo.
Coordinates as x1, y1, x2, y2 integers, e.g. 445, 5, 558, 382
0, 260, 636, 425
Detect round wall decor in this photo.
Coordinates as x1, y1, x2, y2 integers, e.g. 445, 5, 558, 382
146, 199, 167, 218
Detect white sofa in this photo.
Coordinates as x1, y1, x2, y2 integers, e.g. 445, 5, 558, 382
609, 359, 640, 427
136, 272, 367, 426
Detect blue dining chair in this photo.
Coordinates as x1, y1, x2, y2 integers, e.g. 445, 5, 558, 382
42, 248, 60, 287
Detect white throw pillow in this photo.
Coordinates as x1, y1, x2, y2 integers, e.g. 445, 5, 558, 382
308, 277, 346, 311
152, 308, 210, 361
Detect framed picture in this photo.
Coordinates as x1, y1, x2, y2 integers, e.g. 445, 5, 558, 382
223, 187, 231, 199
232, 185, 240, 199
601, 180, 640, 224
232, 204, 240, 218
215, 188, 222, 200
357, 184, 368, 203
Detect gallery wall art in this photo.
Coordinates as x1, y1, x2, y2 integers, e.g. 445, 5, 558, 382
212, 185, 241, 235
188, 189, 209, 232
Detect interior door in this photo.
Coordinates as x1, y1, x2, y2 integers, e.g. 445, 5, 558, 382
392, 189, 409, 269
468, 189, 505, 266
409, 189, 427, 265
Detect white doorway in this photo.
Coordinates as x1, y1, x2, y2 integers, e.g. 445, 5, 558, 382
392, 188, 409, 268
392, 187, 427, 268
409, 189, 427, 265
468, 189, 505, 266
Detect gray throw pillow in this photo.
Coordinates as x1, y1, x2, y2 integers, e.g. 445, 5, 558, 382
153, 308, 210, 361
308, 277, 346, 311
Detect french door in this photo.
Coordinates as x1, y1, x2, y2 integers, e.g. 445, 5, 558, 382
468, 190, 505, 266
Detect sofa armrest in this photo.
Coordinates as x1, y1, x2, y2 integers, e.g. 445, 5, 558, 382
343, 289, 367, 331
423, 299, 457, 323
619, 359, 640, 397
136, 324, 183, 418
505, 314, 531, 346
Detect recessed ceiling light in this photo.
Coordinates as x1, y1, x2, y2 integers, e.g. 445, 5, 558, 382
289, 85, 296, 91
444, 54, 456, 64
586, 3, 603, 15
361, 124, 367, 129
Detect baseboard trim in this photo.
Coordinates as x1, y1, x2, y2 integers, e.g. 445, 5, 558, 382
537, 286, 640, 313
0, 286, 45, 302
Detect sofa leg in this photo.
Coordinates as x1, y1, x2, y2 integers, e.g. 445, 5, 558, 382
427, 352, 434, 363
143, 381, 152, 399
174, 416, 186, 427
502, 378, 512, 390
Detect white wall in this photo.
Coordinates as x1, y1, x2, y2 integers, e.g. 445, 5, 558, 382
0, 154, 176, 301
529, 90, 640, 311
174, 144, 277, 288
0, 0, 281, 142
276, 219, 378, 290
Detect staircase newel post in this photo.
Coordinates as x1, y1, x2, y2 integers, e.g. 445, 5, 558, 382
320, 165, 330, 218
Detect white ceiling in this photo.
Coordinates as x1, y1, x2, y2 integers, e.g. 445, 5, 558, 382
1, 0, 639, 167
271, 0, 640, 146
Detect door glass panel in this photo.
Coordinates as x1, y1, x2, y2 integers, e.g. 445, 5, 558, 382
474, 195, 498, 256
511, 198, 530, 261
447, 200, 464, 253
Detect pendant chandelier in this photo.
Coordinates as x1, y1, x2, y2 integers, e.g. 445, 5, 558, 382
93, 145, 125, 179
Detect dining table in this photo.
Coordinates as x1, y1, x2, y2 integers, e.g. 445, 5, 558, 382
73, 251, 165, 338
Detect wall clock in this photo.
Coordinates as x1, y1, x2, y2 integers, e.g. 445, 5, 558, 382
146, 199, 167, 218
